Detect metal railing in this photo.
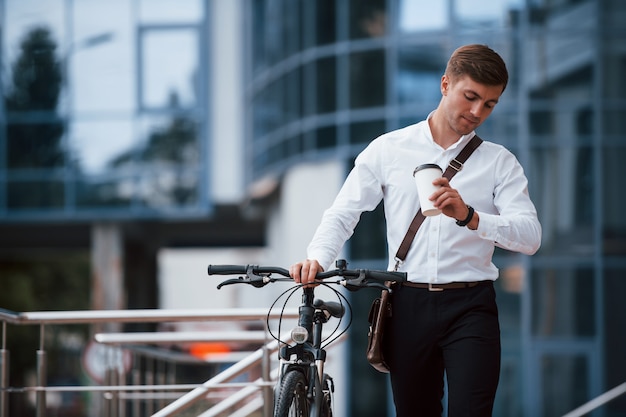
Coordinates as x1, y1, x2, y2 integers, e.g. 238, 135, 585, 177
561, 382, 626, 417
0, 307, 301, 417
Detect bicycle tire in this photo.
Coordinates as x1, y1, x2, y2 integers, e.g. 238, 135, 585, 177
274, 369, 310, 417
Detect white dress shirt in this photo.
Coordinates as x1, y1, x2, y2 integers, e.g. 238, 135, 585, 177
307, 119, 542, 283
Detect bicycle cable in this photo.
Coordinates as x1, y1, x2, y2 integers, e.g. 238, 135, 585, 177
264, 282, 354, 350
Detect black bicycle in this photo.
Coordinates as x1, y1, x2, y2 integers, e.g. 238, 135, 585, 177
207, 259, 406, 417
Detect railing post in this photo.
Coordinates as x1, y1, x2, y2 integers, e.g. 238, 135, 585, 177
0, 348, 9, 417
104, 366, 119, 417
35, 324, 47, 417
1, 321, 9, 417
36, 349, 46, 417
261, 338, 272, 417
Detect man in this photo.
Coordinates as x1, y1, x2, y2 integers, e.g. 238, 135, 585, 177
290, 44, 541, 416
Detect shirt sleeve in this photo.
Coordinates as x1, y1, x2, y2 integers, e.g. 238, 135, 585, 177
475, 149, 542, 255
307, 142, 385, 270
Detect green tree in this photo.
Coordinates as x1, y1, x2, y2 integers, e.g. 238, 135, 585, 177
4, 26, 65, 208
5, 26, 64, 167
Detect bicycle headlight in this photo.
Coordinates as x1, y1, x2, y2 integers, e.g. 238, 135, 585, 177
291, 326, 309, 344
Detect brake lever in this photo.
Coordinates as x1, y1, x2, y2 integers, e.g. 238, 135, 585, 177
339, 270, 393, 293
217, 265, 272, 289
366, 281, 392, 292
339, 270, 368, 292
217, 277, 246, 289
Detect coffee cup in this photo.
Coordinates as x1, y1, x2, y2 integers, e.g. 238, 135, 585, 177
413, 164, 443, 216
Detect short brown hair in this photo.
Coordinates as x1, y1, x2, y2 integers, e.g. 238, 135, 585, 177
445, 44, 509, 92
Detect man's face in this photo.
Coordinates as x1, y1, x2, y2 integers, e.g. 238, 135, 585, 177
440, 74, 503, 136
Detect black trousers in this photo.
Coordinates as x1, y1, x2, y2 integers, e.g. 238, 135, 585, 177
383, 281, 501, 417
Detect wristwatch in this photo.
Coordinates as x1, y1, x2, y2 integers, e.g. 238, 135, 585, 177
456, 205, 474, 227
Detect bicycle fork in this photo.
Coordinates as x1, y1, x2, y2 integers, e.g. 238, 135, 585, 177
277, 288, 331, 416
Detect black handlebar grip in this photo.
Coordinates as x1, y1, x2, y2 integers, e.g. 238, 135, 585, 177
365, 270, 408, 283
207, 265, 248, 275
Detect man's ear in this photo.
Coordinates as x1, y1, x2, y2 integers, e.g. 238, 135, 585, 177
441, 74, 449, 95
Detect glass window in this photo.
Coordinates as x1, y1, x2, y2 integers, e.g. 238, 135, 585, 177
75, 174, 133, 208
399, 113, 427, 129
287, 134, 304, 158
71, 0, 133, 113
136, 115, 201, 167
283, 68, 301, 123
316, 56, 337, 114
398, 0, 448, 32
253, 80, 282, 137
454, 0, 513, 28
139, 28, 199, 110
7, 179, 64, 209
349, 49, 385, 109
1, 0, 208, 219
479, 108, 519, 149
138, 168, 199, 209
531, 268, 595, 337
136, 114, 200, 209
7, 120, 65, 169
397, 45, 445, 104
314, 0, 337, 46
282, 0, 300, 58
138, 0, 204, 24
251, 0, 268, 71
603, 145, 626, 255
528, 102, 599, 256
69, 119, 135, 175
267, 138, 285, 166
264, 0, 283, 66
349, 120, 385, 144
315, 125, 337, 149
349, 0, 387, 39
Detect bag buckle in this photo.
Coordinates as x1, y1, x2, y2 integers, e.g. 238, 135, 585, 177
448, 158, 463, 172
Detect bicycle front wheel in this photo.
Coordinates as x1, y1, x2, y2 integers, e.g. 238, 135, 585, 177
274, 369, 310, 417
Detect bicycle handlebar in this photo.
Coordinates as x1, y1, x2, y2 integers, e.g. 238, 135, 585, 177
208, 259, 407, 291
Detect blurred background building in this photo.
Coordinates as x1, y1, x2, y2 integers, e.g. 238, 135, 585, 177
0, 0, 625, 416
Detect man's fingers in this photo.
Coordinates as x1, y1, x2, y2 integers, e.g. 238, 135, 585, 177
290, 260, 322, 284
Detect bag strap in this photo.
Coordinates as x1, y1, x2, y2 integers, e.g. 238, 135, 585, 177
393, 134, 483, 270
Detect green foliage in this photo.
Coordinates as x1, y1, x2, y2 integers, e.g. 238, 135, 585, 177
4, 26, 66, 215
5, 27, 62, 111
0, 253, 90, 388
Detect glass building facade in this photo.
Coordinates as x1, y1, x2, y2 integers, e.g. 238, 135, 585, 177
245, 0, 626, 416
0, 0, 211, 220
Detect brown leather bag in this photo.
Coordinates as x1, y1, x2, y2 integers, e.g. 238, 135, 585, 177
366, 285, 392, 373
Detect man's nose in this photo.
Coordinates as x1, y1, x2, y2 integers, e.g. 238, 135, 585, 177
470, 102, 485, 119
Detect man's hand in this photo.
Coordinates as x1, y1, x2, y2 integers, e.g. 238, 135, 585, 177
290, 259, 324, 285
430, 177, 478, 229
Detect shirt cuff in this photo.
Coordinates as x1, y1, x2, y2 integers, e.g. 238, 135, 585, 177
475, 211, 498, 242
